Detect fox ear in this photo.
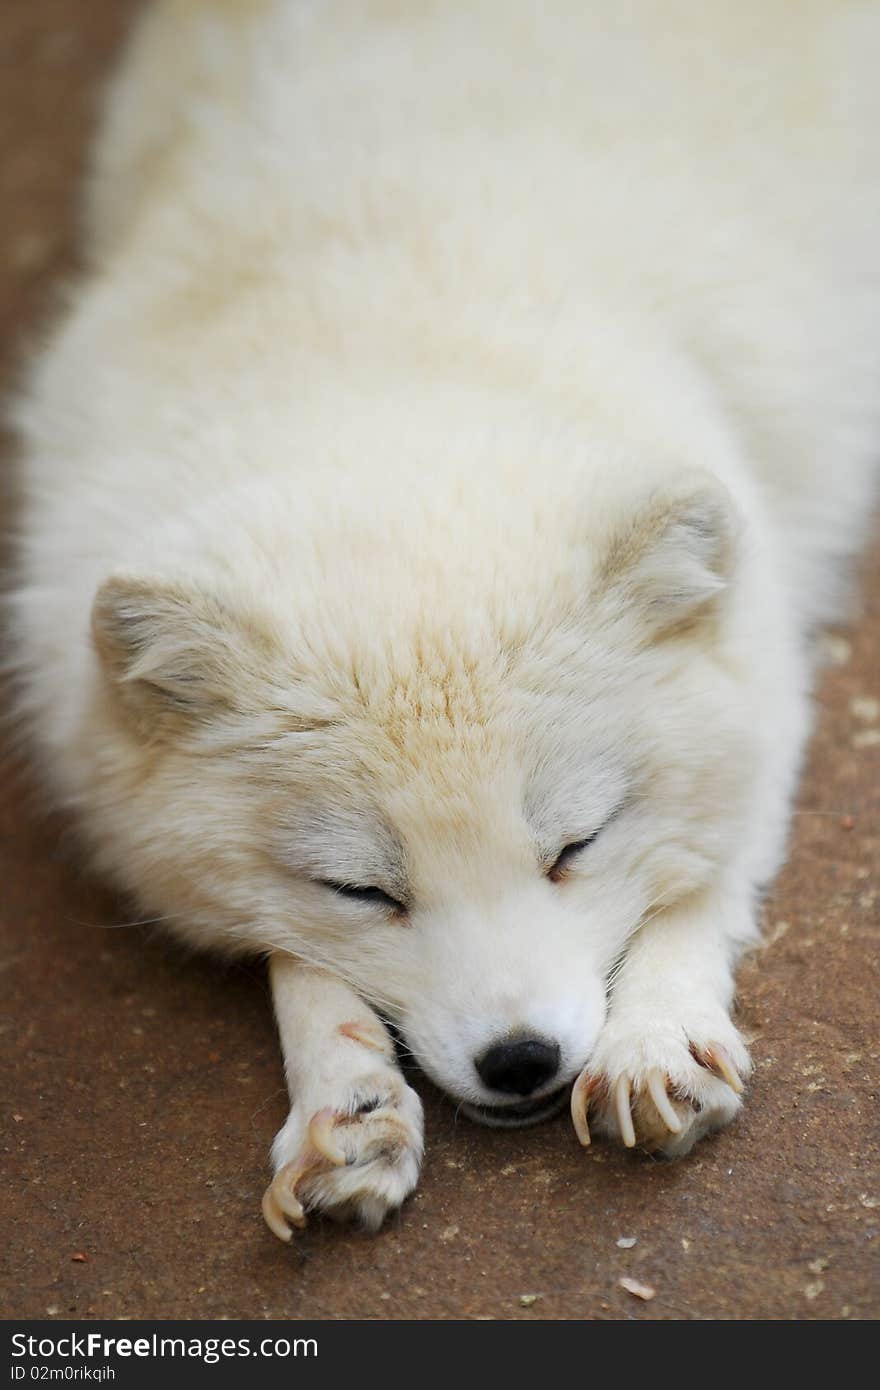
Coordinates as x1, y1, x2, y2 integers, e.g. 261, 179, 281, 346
91, 575, 275, 733
600, 479, 738, 634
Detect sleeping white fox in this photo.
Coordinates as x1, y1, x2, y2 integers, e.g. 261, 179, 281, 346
10, 0, 880, 1236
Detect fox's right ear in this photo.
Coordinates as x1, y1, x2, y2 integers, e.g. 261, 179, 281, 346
91, 575, 277, 735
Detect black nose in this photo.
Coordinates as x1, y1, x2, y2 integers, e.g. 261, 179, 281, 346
476, 1038, 561, 1096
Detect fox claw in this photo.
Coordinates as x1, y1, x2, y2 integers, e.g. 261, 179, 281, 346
307, 1107, 349, 1166
614, 1073, 637, 1148
262, 1148, 323, 1241
570, 1069, 598, 1147
263, 1106, 349, 1239
647, 1067, 683, 1134
691, 1042, 745, 1094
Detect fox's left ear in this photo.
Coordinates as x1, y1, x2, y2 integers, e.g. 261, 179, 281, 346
599, 477, 739, 634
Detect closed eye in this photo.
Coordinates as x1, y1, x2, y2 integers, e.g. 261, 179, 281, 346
547, 834, 600, 883
319, 880, 408, 915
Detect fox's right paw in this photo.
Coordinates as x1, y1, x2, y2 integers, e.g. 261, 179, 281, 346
263, 1068, 423, 1238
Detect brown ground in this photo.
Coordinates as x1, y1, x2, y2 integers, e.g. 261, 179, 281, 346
1, 0, 878, 1323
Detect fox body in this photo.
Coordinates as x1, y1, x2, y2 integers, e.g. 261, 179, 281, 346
11, 0, 880, 1232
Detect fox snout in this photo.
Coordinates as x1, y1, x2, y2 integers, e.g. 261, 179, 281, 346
475, 1036, 561, 1097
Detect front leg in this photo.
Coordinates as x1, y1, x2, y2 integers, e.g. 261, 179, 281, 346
572, 883, 754, 1157
262, 955, 423, 1240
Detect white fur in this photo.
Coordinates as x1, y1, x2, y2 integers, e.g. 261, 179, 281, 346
9, 0, 880, 1232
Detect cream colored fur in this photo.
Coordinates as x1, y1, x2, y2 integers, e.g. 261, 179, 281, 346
9, 0, 880, 1234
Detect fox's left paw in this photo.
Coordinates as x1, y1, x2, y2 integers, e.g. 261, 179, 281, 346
571, 1017, 751, 1158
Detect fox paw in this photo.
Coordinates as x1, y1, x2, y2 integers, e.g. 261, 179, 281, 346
570, 1018, 751, 1158
263, 1071, 423, 1238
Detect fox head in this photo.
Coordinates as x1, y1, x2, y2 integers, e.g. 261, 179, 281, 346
89, 467, 756, 1122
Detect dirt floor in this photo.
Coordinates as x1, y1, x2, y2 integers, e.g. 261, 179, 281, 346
1, 0, 878, 1323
